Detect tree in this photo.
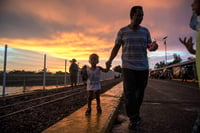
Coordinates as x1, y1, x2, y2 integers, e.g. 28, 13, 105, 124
154, 53, 182, 69
172, 53, 182, 64
37, 69, 52, 75
154, 61, 166, 69
55, 71, 65, 74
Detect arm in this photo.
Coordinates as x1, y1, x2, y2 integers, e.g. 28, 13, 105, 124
99, 66, 109, 72
179, 36, 196, 55
106, 44, 121, 70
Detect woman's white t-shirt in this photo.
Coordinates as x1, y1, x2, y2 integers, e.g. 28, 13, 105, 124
86, 67, 101, 91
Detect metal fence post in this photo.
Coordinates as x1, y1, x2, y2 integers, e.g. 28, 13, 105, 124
2, 44, 7, 96
64, 59, 67, 87
43, 54, 46, 90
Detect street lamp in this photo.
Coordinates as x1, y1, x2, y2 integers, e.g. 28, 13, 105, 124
163, 36, 168, 65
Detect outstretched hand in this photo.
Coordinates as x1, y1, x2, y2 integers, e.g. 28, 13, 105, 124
179, 36, 196, 55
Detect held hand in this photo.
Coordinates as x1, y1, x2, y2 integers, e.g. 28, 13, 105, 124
179, 36, 196, 55
148, 41, 158, 51
106, 60, 112, 70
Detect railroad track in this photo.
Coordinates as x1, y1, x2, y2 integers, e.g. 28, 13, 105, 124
0, 86, 86, 119
0, 78, 122, 133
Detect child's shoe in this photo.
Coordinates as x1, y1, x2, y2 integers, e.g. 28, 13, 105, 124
85, 108, 91, 115
97, 106, 102, 114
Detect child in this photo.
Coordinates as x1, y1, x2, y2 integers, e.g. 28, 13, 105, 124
82, 53, 108, 115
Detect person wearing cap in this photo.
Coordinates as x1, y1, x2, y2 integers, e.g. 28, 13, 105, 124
69, 58, 78, 87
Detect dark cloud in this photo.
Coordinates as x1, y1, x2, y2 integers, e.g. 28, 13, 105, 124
0, 11, 50, 39
0, 0, 127, 40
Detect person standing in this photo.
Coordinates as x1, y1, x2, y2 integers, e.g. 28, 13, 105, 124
179, 0, 200, 132
80, 65, 88, 86
106, 6, 158, 130
181, 67, 188, 82
179, 0, 200, 88
82, 53, 108, 115
69, 58, 78, 88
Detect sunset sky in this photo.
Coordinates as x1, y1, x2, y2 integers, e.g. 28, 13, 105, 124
0, 0, 197, 72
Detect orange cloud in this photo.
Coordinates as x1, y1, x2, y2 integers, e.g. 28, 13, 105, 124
129, 0, 183, 9
0, 32, 113, 61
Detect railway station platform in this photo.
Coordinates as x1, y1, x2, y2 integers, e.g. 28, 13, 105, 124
43, 81, 123, 133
